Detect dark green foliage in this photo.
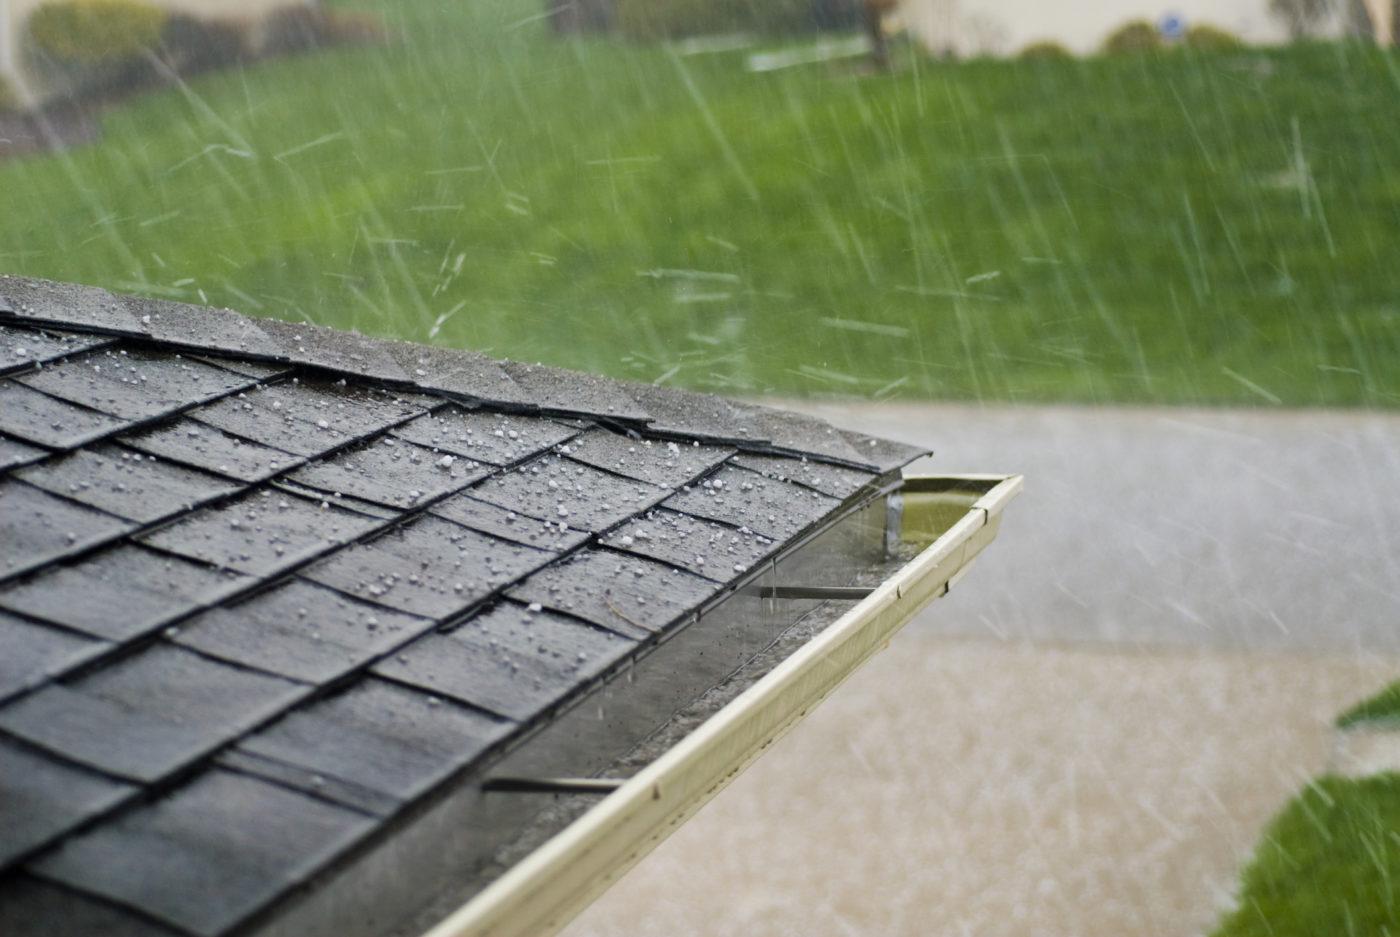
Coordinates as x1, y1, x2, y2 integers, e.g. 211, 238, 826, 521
1212, 775, 1400, 936
1018, 40, 1073, 60
615, 0, 829, 40
1184, 24, 1247, 52
158, 14, 252, 75
1102, 20, 1164, 54
1337, 680, 1400, 729
27, 0, 165, 65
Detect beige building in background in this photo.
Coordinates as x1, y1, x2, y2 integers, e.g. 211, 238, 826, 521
894, 0, 1372, 55
0, 0, 305, 107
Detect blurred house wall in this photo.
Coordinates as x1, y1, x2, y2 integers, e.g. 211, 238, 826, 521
895, 0, 1352, 55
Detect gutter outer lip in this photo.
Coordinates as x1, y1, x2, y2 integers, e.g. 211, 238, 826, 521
420, 472, 1024, 937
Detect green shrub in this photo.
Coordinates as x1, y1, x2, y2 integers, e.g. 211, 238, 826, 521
28, 0, 165, 65
615, 0, 821, 40
261, 5, 387, 57
158, 13, 252, 75
0, 77, 16, 112
1018, 40, 1073, 60
1101, 20, 1163, 54
1184, 23, 1246, 52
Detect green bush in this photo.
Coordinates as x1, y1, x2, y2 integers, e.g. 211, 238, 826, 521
1184, 23, 1246, 52
28, 0, 165, 65
0, 77, 16, 112
261, 5, 387, 57
158, 13, 252, 75
1018, 40, 1073, 60
1101, 20, 1163, 54
615, 0, 820, 40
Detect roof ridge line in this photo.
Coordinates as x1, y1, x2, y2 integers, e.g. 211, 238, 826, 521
0, 275, 928, 472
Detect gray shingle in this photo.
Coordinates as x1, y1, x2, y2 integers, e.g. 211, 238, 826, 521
499, 360, 650, 423
0, 610, 108, 701
142, 489, 381, 577
563, 428, 733, 488
122, 418, 301, 483
253, 316, 413, 383
374, 602, 633, 720
0, 645, 305, 782
729, 452, 877, 499
427, 493, 590, 553
0, 875, 183, 937
173, 580, 432, 684
0, 545, 246, 642
17, 445, 240, 524
392, 406, 576, 466
0, 381, 127, 449
31, 769, 373, 937
287, 436, 490, 509
662, 464, 841, 540
301, 515, 552, 620
0, 435, 47, 472
507, 548, 718, 639
0, 322, 113, 374
0, 276, 140, 334
192, 380, 428, 457
0, 482, 133, 580
234, 679, 510, 812
16, 348, 253, 421
0, 739, 134, 869
469, 454, 666, 533
599, 508, 778, 580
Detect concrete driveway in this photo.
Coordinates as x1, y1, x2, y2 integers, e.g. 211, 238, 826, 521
561, 403, 1400, 937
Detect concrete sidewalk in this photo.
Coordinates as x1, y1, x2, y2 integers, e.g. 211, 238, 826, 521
560, 403, 1400, 937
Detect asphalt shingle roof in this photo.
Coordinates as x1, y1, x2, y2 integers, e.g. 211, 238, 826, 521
0, 275, 926, 936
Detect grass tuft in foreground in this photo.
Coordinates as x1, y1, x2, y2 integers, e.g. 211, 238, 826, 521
1212, 773, 1400, 937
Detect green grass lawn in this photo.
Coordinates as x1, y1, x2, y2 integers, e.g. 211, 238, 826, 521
3, 0, 1400, 404
1339, 680, 1400, 730
1212, 774, 1400, 936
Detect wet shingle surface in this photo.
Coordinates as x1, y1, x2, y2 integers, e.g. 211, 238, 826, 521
564, 428, 733, 488
0, 645, 304, 782
16, 349, 253, 421
302, 515, 552, 619
287, 436, 489, 508
142, 489, 380, 577
469, 454, 667, 533
0, 276, 920, 937
600, 508, 779, 580
234, 679, 511, 813
392, 405, 576, 466
375, 602, 633, 720
0, 381, 128, 448
0, 481, 133, 578
123, 418, 300, 482
31, 769, 374, 937
173, 580, 431, 685
0, 611, 107, 702
0, 545, 245, 642
662, 464, 842, 541
17, 445, 239, 523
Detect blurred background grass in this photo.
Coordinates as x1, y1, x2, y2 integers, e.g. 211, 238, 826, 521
2, 0, 1397, 405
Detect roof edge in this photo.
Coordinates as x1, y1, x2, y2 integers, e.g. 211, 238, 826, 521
0, 275, 929, 472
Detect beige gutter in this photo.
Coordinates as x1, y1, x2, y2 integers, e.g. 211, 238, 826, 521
421, 473, 1023, 937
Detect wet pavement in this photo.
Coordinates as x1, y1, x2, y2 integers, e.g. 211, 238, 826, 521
561, 403, 1400, 937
